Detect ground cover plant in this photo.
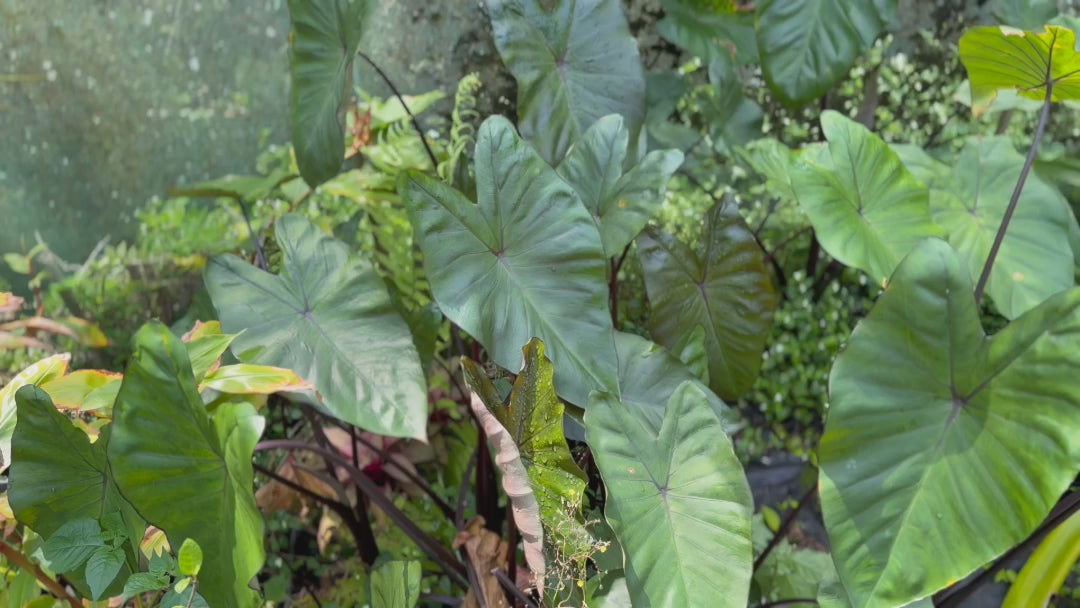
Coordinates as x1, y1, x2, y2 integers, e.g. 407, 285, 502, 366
6, 0, 1080, 607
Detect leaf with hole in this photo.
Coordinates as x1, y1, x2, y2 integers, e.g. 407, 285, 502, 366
205, 213, 427, 439
401, 116, 618, 407
487, 0, 646, 165
587, 382, 753, 606
637, 198, 776, 401
109, 322, 265, 608
820, 238, 1080, 607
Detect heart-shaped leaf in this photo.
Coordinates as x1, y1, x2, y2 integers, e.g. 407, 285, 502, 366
921, 137, 1078, 319
487, 0, 646, 165
205, 213, 428, 439
820, 238, 1080, 607
400, 116, 618, 407
587, 381, 753, 606
288, 0, 370, 186
637, 199, 776, 401
556, 115, 683, 256
790, 110, 944, 284
959, 24, 1080, 118
109, 322, 265, 608
756, 0, 895, 106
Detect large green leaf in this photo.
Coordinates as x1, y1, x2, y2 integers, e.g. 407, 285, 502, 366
109, 322, 265, 608
923, 137, 1077, 319
556, 115, 683, 256
487, 0, 646, 165
613, 331, 733, 432
400, 116, 618, 407
205, 213, 428, 439
462, 339, 590, 554
790, 111, 944, 284
704, 52, 764, 155
637, 199, 776, 401
288, 0, 370, 187
959, 25, 1080, 118
9, 387, 142, 544
820, 238, 1080, 607
992, 0, 1058, 30
656, 0, 758, 65
0, 354, 69, 469
756, 0, 894, 106
587, 382, 753, 606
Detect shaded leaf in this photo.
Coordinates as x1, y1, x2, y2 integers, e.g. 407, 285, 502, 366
756, 0, 894, 106
637, 199, 776, 400
170, 167, 295, 202
288, 0, 370, 186
790, 110, 944, 283
656, 0, 757, 65
205, 214, 427, 439
587, 382, 753, 606
109, 322, 265, 608
86, 545, 125, 600
556, 114, 683, 256
487, 0, 646, 165
820, 238, 1080, 607
42, 518, 103, 573
401, 116, 618, 407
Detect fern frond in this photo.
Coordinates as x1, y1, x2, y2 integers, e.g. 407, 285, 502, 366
438, 72, 483, 183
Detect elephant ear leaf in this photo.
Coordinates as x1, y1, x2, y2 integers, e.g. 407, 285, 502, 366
587, 382, 753, 607
789, 110, 944, 284
820, 238, 1080, 607
108, 322, 265, 608
288, 0, 370, 187
557, 114, 683, 256
487, 0, 646, 165
205, 213, 428, 440
637, 198, 776, 401
959, 24, 1080, 118
400, 116, 618, 407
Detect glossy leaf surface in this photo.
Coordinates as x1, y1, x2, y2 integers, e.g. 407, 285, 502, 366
587, 382, 753, 606
401, 116, 618, 407
820, 238, 1080, 607
205, 214, 427, 439
487, 0, 646, 164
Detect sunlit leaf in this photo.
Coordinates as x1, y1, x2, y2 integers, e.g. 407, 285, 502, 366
820, 238, 1080, 607
0, 353, 69, 467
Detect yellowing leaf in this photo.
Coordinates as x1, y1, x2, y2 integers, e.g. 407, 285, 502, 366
39, 370, 122, 412
199, 364, 313, 396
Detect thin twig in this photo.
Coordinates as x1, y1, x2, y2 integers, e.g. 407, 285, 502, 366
492, 569, 539, 608
974, 77, 1055, 304
236, 199, 267, 271
357, 51, 439, 170
256, 439, 469, 588
457, 452, 477, 530
0, 541, 81, 608
754, 484, 818, 571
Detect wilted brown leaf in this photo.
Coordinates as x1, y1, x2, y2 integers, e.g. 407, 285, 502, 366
454, 517, 510, 608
